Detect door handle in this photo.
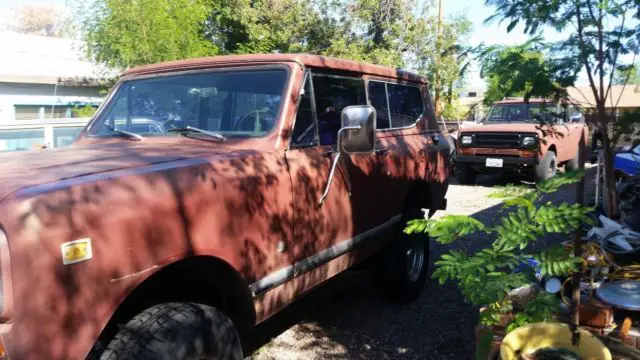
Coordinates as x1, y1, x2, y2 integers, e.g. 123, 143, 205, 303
374, 148, 389, 155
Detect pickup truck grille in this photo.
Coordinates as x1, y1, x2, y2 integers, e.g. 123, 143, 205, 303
473, 133, 521, 148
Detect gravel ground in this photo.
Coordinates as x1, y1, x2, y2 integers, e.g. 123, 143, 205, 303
246, 166, 598, 360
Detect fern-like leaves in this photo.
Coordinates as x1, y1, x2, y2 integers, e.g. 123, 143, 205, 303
536, 169, 586, 193
534, 245, 583, 277
535, 202, 594, 234
405, 215, 486, 244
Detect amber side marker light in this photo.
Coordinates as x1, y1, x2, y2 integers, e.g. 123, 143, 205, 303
0, 338, 8, 359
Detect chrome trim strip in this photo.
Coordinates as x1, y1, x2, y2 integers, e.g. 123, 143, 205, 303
249, 214, 402, 296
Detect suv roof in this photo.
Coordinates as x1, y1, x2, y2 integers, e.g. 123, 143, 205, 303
123, 54, 427, 84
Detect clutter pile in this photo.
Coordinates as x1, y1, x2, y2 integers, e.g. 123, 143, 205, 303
478, 175, 640, 360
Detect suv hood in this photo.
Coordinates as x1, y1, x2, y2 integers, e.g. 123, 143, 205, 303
0, 141, 222, 203
459, 123, 540, 134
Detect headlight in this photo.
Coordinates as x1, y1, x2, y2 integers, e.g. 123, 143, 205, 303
460, 135, 473, 145
522, 136, 536, 146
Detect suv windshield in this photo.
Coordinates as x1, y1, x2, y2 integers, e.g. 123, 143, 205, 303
485, 103, 561, 124
89, 68, 288, 138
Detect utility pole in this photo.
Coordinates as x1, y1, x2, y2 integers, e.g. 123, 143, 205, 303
434, 0, 443, 116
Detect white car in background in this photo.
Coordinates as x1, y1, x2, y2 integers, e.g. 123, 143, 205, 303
0, 118, 90, 152
0, 117, 169, 152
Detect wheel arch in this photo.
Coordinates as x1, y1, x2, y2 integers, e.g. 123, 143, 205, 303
91, 255, 255, 357
402, 179, 447, 217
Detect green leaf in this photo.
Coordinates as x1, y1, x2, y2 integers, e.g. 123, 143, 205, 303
406, 215, 487, 244
536, 170, 586, 193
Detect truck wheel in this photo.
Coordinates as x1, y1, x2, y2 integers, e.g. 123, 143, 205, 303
100, 303, 243, 360
455, 163, 477, 185
565, 148, 580, 171
535, 151, 557, 182
374, 207, 428, 302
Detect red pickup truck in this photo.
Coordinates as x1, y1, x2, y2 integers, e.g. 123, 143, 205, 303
0, 54, 449, 360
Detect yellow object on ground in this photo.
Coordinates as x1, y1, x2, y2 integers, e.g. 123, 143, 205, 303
500, 322, 611, 360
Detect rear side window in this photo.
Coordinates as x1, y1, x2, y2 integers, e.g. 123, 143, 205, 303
387, 83, 424, 127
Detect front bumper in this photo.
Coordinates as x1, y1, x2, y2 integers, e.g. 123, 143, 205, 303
456, 155, 537, 166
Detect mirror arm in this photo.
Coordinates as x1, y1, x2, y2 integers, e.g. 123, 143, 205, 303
318, 125, 360, 206
319, 152, 342, 205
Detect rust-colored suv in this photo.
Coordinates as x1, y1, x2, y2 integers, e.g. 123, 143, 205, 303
455, 98, 589, 184
0, 54, 449, 360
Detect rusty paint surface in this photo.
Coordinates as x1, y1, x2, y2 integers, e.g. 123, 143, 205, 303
0, 56, 448, 359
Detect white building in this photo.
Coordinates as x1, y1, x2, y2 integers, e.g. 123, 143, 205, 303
0, 31, 110, 123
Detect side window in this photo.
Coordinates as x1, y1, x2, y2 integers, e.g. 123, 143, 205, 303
368, 81, 390, 129
387, 83, 424, 127
313, 75, 366, 146
554, 104, 565, 124
567, 105, 583, 123
291, 75, 318, 147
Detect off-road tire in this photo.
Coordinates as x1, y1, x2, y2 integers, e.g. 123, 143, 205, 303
100, 303, 243, 360
535, 151, 557, 182
565, 147, 580, 171
374, 207, 429, 302
455, 162, 477, 185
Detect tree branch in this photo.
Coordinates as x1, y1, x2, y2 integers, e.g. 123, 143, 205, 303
605, 8, 627, 109
598, 2, 605, 110
576, 0, 601, 105
614, 48, 640, 109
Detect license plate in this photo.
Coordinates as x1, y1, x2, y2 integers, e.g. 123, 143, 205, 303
486, 158, 503, 168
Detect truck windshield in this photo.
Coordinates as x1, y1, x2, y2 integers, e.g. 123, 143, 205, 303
89, 68, 288, 138
485, 103, 560, 124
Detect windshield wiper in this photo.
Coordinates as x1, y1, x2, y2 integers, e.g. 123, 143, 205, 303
168, 126, 226, 142
103, 124, 143, 141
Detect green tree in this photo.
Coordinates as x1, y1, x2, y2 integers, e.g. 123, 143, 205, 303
204, 0, 338, 55
406, 171, 592, 335
613, 63, 640, 85
486, 0, 640, 217
79, 0, 474, 90
481, 40, 577, 105
79, 0, 216, 69
441, 99, 469, 120
72, 105, 98, 118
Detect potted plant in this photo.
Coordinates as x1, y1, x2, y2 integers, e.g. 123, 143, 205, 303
405, 171, 594, 359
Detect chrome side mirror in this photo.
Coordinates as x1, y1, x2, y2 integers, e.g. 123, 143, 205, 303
319, 105, 377, 205
338, 105, 376, 153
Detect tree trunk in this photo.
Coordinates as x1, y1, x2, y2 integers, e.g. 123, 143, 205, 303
572, 131, 586, 326
597, 102, 617, 217
435, 81, 441, 116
